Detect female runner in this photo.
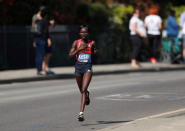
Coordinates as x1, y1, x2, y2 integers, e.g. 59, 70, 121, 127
68, 25, 97, 121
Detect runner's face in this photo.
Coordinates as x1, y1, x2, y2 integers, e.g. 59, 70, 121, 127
80, 28, 88, 39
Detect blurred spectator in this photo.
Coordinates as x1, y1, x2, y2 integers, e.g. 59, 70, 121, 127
144, 7, 162, 64
129, 8, 146, 68
166, 10, 179, 38
32, 6, 55, 75
32, 6, 45, 47
32, 6, 51, 75
42, 37, 55, 75
180, 11, 185, 63
42, 18, 55, 75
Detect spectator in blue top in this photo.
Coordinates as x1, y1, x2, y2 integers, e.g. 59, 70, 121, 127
166, 10, 179, 37
180, 11, 185, 63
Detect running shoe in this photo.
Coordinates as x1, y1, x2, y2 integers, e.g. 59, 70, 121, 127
150, 57, 157, 64
85, 90, 90, 105
46, 70, 55, 75
78, 113, 85, 121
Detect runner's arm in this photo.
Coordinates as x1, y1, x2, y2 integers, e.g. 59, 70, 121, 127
92, 41, 98, 54
68, 41, 78, 59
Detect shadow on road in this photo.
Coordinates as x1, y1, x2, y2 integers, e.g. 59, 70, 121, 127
81, 120, 132, 126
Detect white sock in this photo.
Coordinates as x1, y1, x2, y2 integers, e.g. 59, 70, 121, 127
79, 112, 83, 115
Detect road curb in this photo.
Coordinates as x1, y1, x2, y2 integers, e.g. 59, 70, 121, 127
0, 66, 185, 84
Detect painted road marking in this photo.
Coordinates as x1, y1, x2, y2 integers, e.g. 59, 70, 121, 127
32, 123, 48, 131
96, 93, 185, 101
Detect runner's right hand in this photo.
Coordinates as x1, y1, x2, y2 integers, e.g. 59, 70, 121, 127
78, 42, 87, 51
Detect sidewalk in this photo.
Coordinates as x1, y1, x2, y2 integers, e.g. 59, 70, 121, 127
0, 62, 185, 84
97, 108, 185, 131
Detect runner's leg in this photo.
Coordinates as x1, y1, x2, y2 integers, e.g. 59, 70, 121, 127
75, 76, 83, 93
80, 72, 92, 112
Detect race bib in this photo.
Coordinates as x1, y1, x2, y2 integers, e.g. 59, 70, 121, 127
78, 54, 91, 63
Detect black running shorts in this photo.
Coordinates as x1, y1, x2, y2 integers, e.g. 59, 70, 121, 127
75, 63, 92, 76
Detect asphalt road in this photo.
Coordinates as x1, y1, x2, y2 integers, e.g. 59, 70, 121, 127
0, 71, 185, 131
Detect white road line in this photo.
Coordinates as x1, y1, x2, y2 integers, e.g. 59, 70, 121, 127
135, 108, 185, 121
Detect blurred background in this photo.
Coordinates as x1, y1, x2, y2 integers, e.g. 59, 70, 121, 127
1, 0, 185, 70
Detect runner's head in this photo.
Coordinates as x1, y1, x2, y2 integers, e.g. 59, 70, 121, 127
79, 25, 88, 40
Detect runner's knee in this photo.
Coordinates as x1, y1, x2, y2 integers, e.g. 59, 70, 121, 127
81, 88, 87, 94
